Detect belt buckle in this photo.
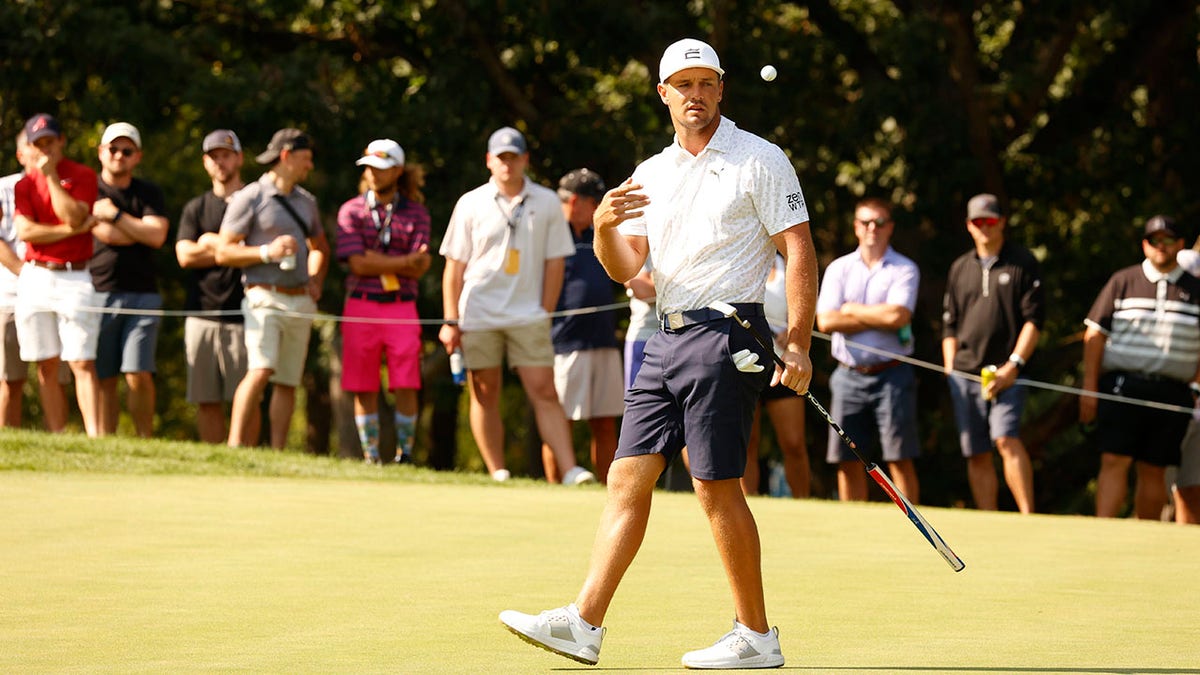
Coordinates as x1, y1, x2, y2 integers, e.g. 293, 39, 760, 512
665, 312, 685, 331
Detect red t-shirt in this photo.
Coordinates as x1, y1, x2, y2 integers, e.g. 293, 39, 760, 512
13, 157, 98, 263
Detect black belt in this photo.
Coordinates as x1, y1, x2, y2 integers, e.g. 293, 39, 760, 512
348, 290, 416, 303
840, 359, 902, 376
661, 303, 763, 332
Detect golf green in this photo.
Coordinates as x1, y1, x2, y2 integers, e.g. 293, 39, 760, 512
2, 473, 1196, 673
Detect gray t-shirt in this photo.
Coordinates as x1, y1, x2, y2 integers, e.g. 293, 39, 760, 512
220, 173, 321, 287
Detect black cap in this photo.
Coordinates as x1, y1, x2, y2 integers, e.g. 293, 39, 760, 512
966, 193, 1002, 220
255, 128, 312, 165
558, 168, 607, 201
1144, 215, 1182, 240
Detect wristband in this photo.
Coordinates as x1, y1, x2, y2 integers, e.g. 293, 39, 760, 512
1190, 382, 1200, 399
443, 319, 459, 327
259, 245, 271, 263
1008, 354, 1026, 370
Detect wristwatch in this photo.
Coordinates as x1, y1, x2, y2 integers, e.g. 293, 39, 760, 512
1007, 354, 1026, 371
1189, 381, 1200, 399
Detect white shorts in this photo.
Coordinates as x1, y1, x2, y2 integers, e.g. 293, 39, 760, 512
14, 264, 104, 363
1177, 419, 1200, 489
552, 347, 625, 420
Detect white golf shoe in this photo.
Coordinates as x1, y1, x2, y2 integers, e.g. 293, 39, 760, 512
499, 603, 604, 665
681, 621, 784, 669
562, 465, 597, 485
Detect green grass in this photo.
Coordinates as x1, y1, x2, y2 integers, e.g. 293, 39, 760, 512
2, 430, 1198, 674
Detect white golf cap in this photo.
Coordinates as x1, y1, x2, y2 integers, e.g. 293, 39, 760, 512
101, 122, 142, 149
658, 38, 724, 83
355, 139, 405, 169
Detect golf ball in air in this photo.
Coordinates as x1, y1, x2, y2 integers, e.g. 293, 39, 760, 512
760, 65, 777, 82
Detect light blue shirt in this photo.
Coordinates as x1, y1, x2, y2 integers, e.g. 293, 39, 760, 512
816, 246, 919, 366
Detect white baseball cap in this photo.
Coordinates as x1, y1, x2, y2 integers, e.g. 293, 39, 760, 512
355, 139, 405, 169
658, 38, 724, 84
101, 122, 142, 149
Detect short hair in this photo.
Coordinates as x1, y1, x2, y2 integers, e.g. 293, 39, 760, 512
855, 197, 892, 221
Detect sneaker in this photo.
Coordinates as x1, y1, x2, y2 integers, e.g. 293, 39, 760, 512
681, 621, 784, 669
491, 469, 511, 482
499, 604, 604, 665
561, 466, 597, 485
393, 453, 413, 465
363, 452, 381, 465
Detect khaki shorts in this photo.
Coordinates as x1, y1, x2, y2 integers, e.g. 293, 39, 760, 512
185, 316, 248, 403
553, 347, 625, 420
0, 309, 29, 381
461, 319, 553, 370
1178, 419, 1200, 489
242, 286, 316, 387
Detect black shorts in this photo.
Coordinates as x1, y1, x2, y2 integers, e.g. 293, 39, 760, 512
617, 313, 773, 480
1095, 371, 1191, 467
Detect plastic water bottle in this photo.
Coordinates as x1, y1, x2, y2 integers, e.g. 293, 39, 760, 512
450, 349, 466, 385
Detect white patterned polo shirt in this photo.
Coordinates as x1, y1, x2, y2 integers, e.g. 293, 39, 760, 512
618, 116, 808, 315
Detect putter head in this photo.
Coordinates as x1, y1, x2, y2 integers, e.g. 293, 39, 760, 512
707, 301, 739, 319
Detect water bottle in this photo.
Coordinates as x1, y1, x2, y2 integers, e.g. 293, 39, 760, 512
450, 349, 466, 385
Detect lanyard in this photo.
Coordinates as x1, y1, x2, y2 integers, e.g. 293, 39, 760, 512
496, 194, 526, 233
366, 190, 398, 251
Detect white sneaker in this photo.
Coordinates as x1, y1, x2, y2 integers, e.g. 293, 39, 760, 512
681, 621, 784, 669
491, 469, 511, 482
499, 603, 604, 665
561, 466, 596, 485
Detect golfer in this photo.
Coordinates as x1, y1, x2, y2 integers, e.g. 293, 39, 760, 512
500, 37, 817, 669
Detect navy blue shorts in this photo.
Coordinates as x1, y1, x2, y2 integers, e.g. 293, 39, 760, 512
617, 314, 773, 480
826, 363, 920, 464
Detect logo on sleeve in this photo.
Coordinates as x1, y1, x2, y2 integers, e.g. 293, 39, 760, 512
786, 192, 805, 212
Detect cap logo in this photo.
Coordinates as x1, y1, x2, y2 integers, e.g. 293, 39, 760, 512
684, 48, 702, 60
32, 118, 48, 132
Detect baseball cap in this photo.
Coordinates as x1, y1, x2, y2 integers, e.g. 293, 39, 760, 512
487, 127, 527, 156
966, 193, 1002, 220
558, 168, 607, 201
24, 113, 63, 144
355, 139, 405, 169
101, 122, 142, 149
202, 129, 242, 154
255, 128, 312, 164
659, 38, 725, 84
1144, 215, 1182, 240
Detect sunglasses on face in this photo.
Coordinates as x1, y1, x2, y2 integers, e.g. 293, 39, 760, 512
970, 217, 1002, 228
107, 146, 136, 157
855, 217, 889, 228
1145, 236, 1181, 248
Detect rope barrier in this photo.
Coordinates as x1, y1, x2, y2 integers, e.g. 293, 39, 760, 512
1, 297, 1192, 415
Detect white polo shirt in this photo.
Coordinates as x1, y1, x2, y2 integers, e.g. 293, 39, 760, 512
619, 117, 808, 315
0, 172, 26, 306
441, 177, 575, 331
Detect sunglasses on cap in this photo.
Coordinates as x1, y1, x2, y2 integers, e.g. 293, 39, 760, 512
106, 146, 136, 157
969, 217, 1002, 228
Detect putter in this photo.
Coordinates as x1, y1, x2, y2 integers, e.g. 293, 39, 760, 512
708, 301, 966, 572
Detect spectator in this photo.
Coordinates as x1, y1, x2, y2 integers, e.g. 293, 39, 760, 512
1171, 241, 1200, 525
1081, 215, 1200, 520
544, 168, 624, 484
217, 128, 329, 449
815, 198, 920, 502
942, 193, 1042, 513
437, 126, 595, 485
0, 131, 31, 427
336, 139, 431, 464
91, 122, 169, 437
175, 129, 252, 444
500, 38, 818, 669
744, 253, 810, 498
12, 113, 104, 436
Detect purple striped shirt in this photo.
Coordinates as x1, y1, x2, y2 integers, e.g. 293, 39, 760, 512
336, 192, 431, 298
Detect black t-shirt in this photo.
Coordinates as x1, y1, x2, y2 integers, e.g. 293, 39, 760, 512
942, 240, 1044, 371
176, 190, 244, 322
91, 176, 167, 293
